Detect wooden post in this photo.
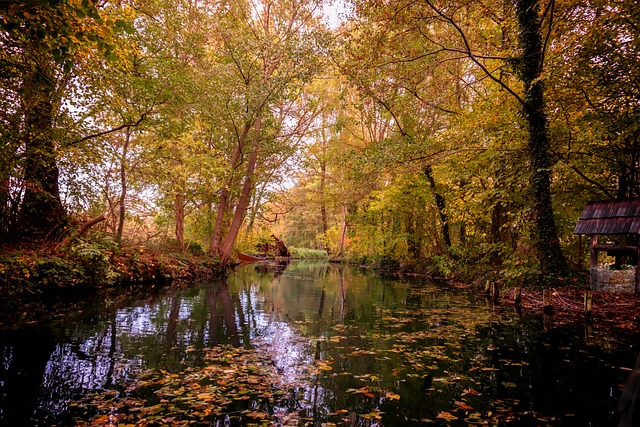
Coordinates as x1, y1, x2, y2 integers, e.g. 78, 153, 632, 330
491, 282, 499, 302
633, 246, 640, 295
514, 287, 522, 308
543, 289, 553, 314
583, 290, 593, 320
590, 235, 598, 289
584, 322, 593, 344
578, 234, 583, 271
590, 235, 598, 269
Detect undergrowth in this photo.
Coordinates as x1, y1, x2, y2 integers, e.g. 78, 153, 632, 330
0, 236, 224, 299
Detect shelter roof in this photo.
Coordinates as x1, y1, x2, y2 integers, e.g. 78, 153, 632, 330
573, 199, 640, 235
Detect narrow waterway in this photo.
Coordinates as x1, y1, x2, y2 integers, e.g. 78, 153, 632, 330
0, 261, 637, 426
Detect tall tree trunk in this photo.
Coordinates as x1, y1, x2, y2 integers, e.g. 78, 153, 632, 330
458, 179, 467, 246
209, 122, 251, 256
320, 161, 329, 253
218, 115, 262, 263
490, 201, 507, 265
340, 203, 348, 253
175, 193, 185, 252
247, 181, 267, 233
320, 118, 329, 252
516, 0, 568, 276
116, 127, 131, 242
424, 165, 451, 249
18, 62, 66, 239
0, 175, 14, 242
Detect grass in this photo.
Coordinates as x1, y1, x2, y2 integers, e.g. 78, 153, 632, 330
289, 247, 329, 259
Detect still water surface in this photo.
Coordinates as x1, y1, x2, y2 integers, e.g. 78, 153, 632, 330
0, 261, 638, 426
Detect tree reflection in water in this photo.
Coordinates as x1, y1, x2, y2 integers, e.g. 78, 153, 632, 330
0, 262, 637, 426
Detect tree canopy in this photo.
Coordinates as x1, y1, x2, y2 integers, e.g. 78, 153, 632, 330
1, 0, 637, 283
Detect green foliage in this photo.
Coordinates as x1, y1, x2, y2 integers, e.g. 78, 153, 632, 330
0, 252, 86, 296
69, 238, 120, 285
1, 0, 634, 286
289, 247, 329, 259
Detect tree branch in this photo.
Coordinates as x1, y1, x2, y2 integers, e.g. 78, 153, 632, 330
68, 102, 156, 145
422, 0, 526, 107
53, 212, 108, 253
540, 0, 555, 73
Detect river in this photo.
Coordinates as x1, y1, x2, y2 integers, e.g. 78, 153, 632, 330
0, 261, 637, 426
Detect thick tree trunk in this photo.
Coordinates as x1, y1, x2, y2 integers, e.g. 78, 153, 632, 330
424, 165, 451, 249
218, 116, 262, 263
18, 63, 66, 239
516, 0, 568, 276
320, 160, 330, 253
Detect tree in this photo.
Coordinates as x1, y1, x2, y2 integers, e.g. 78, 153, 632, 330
340, 0, 570, 276
0, 0, 126, 241
205, 0, 329, 263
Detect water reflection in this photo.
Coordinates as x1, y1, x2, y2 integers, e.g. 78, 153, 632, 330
0, 261, 637, 426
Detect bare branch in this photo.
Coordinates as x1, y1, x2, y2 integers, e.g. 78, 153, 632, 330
422, 0, 525, 107
68, 102, 156, 145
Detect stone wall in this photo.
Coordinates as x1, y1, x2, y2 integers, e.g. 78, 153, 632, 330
590, 267, 637, 293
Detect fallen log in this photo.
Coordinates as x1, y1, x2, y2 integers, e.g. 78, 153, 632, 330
53, 213, 108, 253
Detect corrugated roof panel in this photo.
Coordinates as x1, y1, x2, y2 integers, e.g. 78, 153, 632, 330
574, 199, 640, 235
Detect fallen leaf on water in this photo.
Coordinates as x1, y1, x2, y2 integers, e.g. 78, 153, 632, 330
454, 400, 473, 410
436, 411, 458, 421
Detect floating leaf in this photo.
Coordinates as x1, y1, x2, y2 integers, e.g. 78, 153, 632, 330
436, 411, 458, 421
454, 400, 473, 410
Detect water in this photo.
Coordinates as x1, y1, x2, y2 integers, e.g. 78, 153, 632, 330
0, 261, 637, 426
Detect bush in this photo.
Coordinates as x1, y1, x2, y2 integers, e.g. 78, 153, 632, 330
69, 238, 120, 285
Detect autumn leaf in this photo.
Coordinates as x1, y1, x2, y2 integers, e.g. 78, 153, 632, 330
436, 411, 458, 421
454, 400, 473, 410
385, 391, 401, 400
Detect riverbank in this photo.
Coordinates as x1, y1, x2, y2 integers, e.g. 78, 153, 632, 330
0, 242, 226, 302
362, 257, 640, 335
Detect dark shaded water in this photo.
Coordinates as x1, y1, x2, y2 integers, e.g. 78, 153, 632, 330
0, 261, 638, 426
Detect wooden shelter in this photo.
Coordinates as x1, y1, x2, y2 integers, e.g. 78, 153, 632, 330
573, 199, 640, 293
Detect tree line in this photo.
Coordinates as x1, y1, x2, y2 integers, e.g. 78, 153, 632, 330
1, 0, 638, 281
